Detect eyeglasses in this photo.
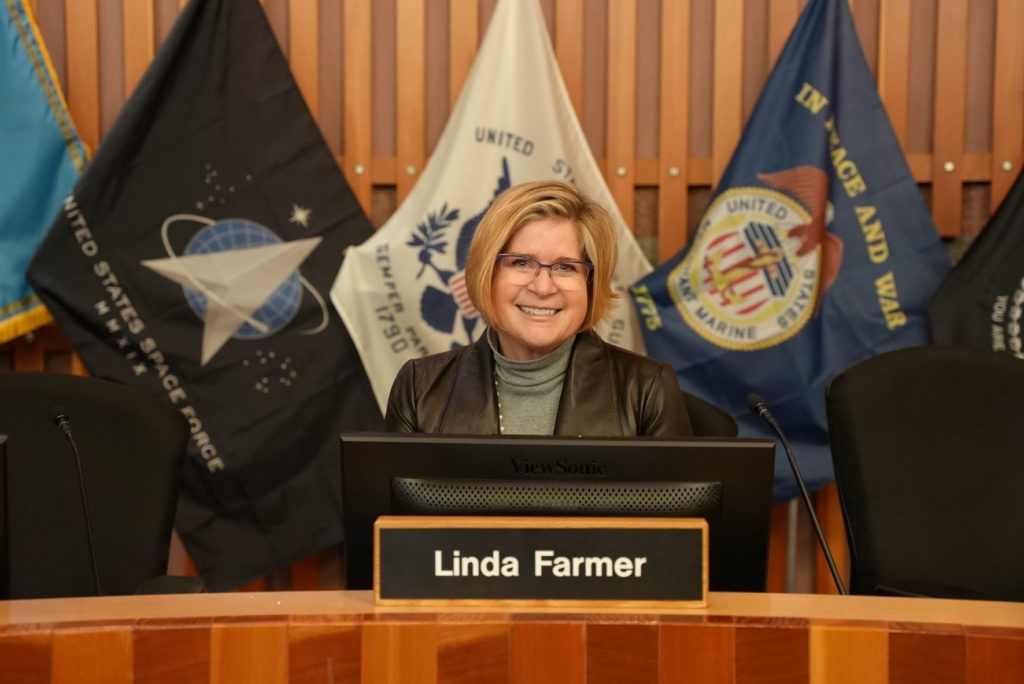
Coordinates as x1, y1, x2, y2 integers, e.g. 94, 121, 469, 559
495, 253, 593, 288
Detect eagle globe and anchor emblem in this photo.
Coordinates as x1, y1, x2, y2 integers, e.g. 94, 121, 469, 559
142, 214, 331, 365
670, 166, 841, 351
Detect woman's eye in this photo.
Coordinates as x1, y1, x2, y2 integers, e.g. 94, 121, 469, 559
553, 262, 577, 274
512, 258, 533, 269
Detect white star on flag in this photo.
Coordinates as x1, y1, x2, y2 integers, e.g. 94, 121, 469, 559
289, 204, 311, 227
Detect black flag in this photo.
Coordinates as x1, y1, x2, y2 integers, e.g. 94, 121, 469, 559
929, 170, 1024, 359
28, 0, 382, 589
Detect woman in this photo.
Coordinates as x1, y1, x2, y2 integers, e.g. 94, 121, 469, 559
385, 180, 692, 436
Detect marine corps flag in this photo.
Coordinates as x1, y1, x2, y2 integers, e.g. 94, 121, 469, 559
0, 0, 87, 343
331, 0, 652, 411
630, 0, 949, 500
929, 170, 1024, 358
27, 0, 381, 588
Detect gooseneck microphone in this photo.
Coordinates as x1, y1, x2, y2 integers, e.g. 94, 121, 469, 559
53, 408, 102, 596
746, 393, 847, 595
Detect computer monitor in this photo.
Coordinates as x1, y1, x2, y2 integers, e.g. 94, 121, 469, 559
340, 433, 775, 592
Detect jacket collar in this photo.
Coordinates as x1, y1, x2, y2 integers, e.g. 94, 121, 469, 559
438, 330, 616, 435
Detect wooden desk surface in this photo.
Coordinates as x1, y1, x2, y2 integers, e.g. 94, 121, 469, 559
1, 591, 1022, 683
1, 589, 1022, 628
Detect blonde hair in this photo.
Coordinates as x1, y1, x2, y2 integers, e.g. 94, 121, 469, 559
465, 180, 619, 331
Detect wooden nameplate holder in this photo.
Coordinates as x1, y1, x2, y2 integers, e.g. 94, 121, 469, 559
374, 516, 708, 607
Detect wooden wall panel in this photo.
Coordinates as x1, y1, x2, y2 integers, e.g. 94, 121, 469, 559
990, 0, 1024, 211
554, 0, 584, 119
342, 0, 373, 213
288, 0, 319, 120
64, 0, 100, 151
606, 0, 637, 229
449, 0, 479, 110
878, 0, 911, 151
122, 0, 153, 97
658, 0, 689, 259
769, 0, 801, 70
711, 0, 744, 186
931, 0, 968, 237
395, 0, 426, 202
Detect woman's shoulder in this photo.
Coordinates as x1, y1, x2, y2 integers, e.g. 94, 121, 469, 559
398, 337, 486, 379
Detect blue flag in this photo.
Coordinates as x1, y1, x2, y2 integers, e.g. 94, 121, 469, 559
0, 0, 86, 343
630, 0, 950, 501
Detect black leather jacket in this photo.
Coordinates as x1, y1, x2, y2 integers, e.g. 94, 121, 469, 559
384, 330, 692, 436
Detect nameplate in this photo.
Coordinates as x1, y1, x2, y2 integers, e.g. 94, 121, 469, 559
374, 516, 708, 607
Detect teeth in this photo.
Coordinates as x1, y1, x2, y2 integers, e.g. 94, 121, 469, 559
519, 305, 558, 316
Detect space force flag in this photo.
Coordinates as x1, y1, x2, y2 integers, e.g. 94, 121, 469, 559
0, 0, 87, 343
630, 0, 950, 500
27, 0, 382, 589
331, 0, 652, 411
929, 170, 1024, 358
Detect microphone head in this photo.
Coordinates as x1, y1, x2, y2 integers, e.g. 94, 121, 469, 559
53, 406, 71, 427
745, 393, 766, 414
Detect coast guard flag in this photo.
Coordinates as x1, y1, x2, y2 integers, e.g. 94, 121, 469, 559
929, 170, 1024, 358
331, 0, 652, 411
0, 0, 87, 343
28, 0, 381, 588
631, 0, 949, 500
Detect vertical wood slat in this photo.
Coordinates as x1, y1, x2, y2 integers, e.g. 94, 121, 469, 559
52, 629, 133, 684
877, 0, 911, 151
554, 0, 584, 121
395, 0, 426, 202
64, 0, 101, 151
210, 623, 288, 684
810, 624, 889, 683
511, 622, 586, 684
122, 0, 153, 98
343, 0, 373, 215
814, 484, 850, 596
362, 623, 439, 684
990, 0, 1024, 211
711, 0, 744, 187
288, 0, 319, 121
768, 0, 801, 68
606, 0, 636, 230
766, 502, 790, 593
658, 0, 689, 259
931, 0, 968, 237
448, 0, 478, 111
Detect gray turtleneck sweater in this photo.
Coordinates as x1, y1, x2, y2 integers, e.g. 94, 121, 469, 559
488, 330, 574, 435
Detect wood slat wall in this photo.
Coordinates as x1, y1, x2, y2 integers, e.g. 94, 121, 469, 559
7, 0, 1023, 592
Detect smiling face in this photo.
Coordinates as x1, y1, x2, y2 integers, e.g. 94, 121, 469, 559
490, 217, 589, 361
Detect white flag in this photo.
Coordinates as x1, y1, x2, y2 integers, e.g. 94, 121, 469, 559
331, 0, 652, 411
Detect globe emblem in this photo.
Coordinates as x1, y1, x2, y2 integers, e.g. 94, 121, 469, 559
182, 219, 303, 339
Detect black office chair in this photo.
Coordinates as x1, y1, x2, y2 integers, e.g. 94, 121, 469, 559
826, 345, 1024, 602
682, 391, 738, 438
0, 371, 201, 598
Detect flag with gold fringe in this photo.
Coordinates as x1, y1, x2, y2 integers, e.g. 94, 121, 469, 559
0, 0, 87, 343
